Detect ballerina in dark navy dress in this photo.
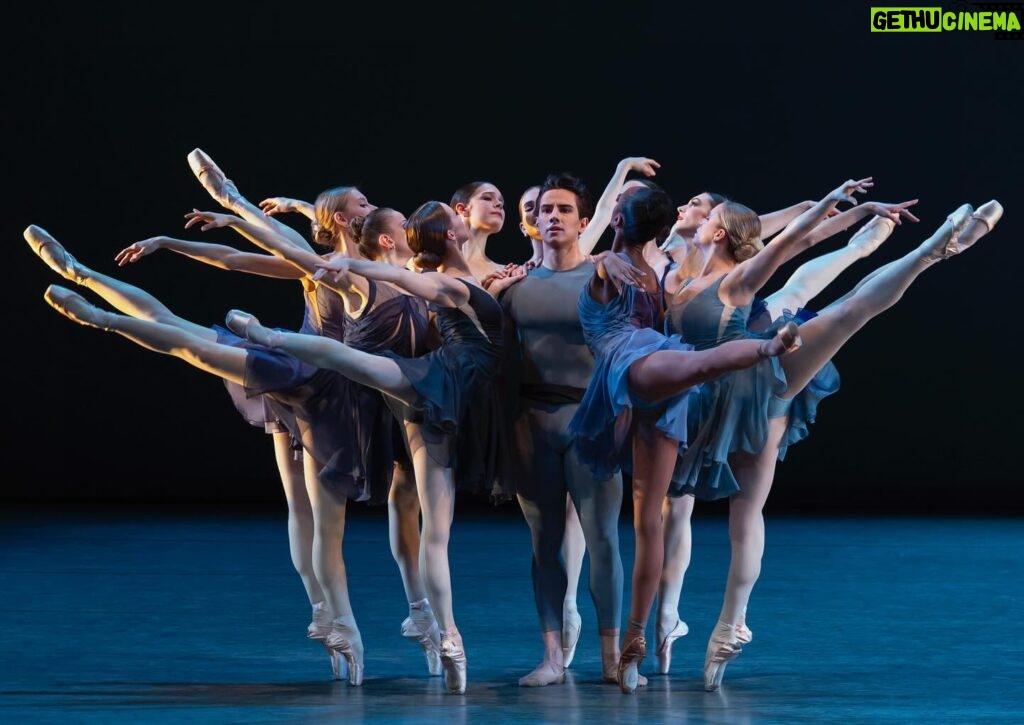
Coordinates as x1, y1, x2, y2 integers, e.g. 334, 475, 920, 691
222, 199, 511, 695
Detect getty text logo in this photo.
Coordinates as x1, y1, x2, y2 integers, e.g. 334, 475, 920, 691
871, 3, 1023, 37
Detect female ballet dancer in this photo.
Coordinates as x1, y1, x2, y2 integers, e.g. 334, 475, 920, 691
663, 182, 1001, 690
24, 221, 348, 679
561, 181, 802, 693
35, 194, 441, 688
451, 181, 509, 282
224, 199, 512, 695
183, 203, 447, 676
182, 151, 443, 674
653, 189, 918, 674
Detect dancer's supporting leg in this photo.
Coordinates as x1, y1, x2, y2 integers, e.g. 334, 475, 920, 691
390, 464, 443, 676
705, 202, 1002, 691
561, 500, 586, 668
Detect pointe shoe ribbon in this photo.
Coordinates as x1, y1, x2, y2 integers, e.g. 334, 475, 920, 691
401, 614, 443, 676
617, 634, 647, 695
325, 628, 364, 687
704, 621, 743, 692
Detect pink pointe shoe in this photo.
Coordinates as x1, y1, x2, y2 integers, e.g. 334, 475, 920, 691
308, 602, 347, 681
324, 621, 364, 687
401, 607, 443, 676
439, 635, 467, 694
187, 148, 242, 210
25, 226, 84, 283
655, 617, 689, 675
759, 321, 801, 358
44, 285, 111, 330
561, 608, 582, 669
225, 309, 282, 347
847, 215, 896, 257
704, 620, 743, 692
617, 634, 647, 694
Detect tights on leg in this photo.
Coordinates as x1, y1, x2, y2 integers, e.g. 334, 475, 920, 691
274, 434, 324, 606
719, 417, 786, 625
405, 423, 459, 637
389, 464, 428, 604
562, 499, 586, 616
657, 494, 693, 637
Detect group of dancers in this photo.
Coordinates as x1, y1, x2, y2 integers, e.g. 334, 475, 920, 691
25, 149, 1002, 695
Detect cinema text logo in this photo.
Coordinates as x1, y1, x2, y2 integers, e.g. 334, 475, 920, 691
871, 3, 1023, 37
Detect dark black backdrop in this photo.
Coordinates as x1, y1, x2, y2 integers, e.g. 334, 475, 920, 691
4, 2, 1022, 513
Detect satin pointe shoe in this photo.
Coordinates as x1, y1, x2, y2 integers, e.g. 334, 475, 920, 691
655, 617, 689, 675
325, 622, 364, 687
187, 148, 242, 209
949, 200, 1003, 256
401, 609, 443, 676
44, 285, 111, 330
518, 660, 566, 687
307, 602, 346, 681
847, 215, 896, 257
25, 226, 84, 283
704, 620, 743, 692
617, 634, 647, 695
736, 608, 753, 645
921, 203, 974, 262
561, 608, 582, 669
225, 309, 281, 347
439, 635, 467, 694
758, 321, 801, 358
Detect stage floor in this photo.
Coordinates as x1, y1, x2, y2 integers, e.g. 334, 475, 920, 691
2, 505, 1022, 723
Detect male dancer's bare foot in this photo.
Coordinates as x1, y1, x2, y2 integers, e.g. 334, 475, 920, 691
44, 285, 111, 330
518, 660, 566, 687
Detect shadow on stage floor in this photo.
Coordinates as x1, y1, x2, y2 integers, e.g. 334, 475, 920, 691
1, 503, 1022, 723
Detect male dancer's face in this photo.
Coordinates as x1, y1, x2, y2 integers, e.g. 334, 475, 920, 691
537, 188, 588, 252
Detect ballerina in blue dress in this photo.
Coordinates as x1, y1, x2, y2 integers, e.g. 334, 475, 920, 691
662, 176, 1002, 691
562, 180, 802, 693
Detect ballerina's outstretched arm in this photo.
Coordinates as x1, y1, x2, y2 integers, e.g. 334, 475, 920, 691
578, 157, 660, 256
259, 196, 316, 222
114, 229, 305, 280
727, 177, 878, 301
314, 256, 472, 309
182, 209, 369, 312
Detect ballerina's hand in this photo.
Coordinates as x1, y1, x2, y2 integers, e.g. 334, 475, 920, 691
114, 237, 164, 266
259, 197, 299, 216
862, 199, 920, 225
827, 177, 874, 206
524, 251, 543, 271
312, 255, 352, 283
184, 209, 238, 231
621, 156, 661, 177
594, 252, 647, 293
485, 264, 527, 294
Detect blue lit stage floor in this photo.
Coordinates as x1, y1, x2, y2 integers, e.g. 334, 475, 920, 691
2, 505, 1022, 723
